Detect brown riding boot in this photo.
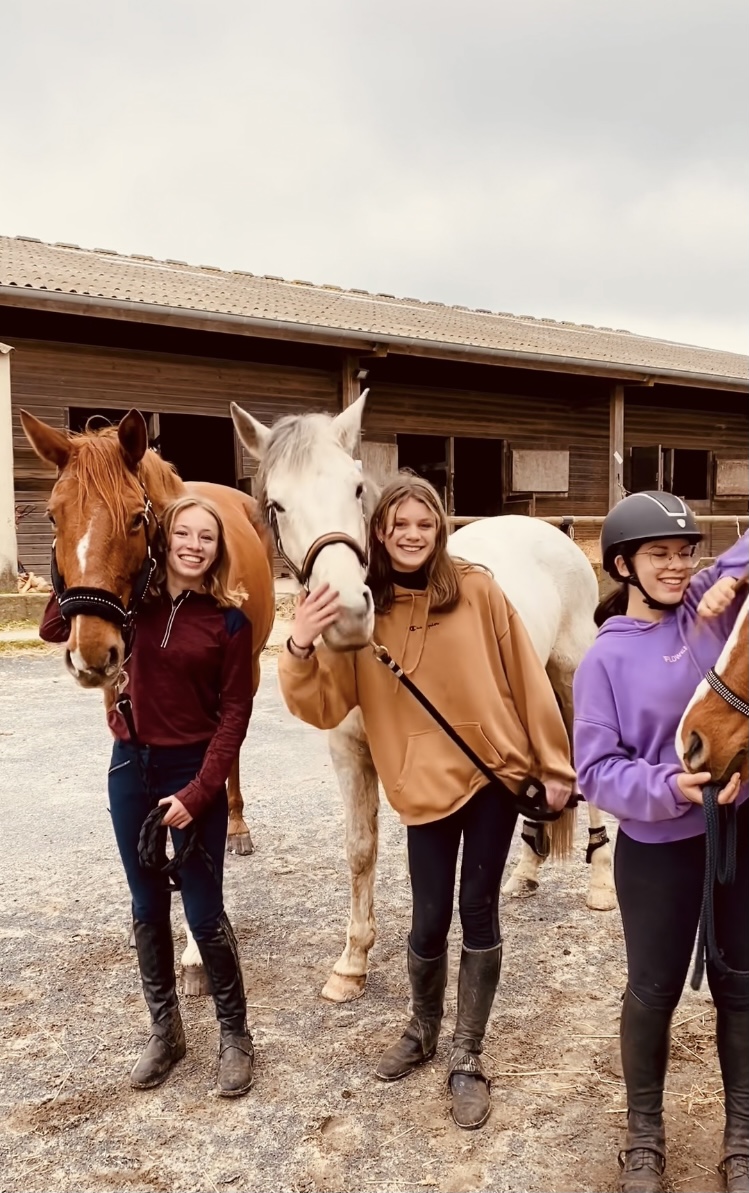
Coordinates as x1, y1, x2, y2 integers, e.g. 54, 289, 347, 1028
197, 914, 254, 1097
618, 988, 670, 1193
376, 946, 448, 1081
129, 918, 186, 1089
717, 1009, 749, 1193
448, 944, 501, 1130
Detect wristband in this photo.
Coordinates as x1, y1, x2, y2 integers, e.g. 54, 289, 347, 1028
288, 636, 315, 659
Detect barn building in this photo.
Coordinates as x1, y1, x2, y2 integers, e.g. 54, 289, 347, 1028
0, 234, 747, 585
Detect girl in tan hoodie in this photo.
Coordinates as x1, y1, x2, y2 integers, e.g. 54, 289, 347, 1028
279, 476, 575, 1130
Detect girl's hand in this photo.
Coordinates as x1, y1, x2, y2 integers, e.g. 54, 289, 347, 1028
676, 770, 742, 806
697, 576, 739, 619
543, 779, 574, 811
158, 795, 193, 828
290, 584, 341, 651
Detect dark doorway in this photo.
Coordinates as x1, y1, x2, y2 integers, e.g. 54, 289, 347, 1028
397, 434, 449, 505
158, 414, 236, 486
453, 437, 504, 517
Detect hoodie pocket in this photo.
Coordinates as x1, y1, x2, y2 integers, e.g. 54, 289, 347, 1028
392, 722, 504, 815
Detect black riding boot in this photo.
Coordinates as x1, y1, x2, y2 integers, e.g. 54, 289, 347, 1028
717, 1009, 749, 1192
618, 987, 670, 1193
130, 918, 186, 1089
196, 914, 254, 1097
448, 944, 501, 1130
376, 945, 448, 1081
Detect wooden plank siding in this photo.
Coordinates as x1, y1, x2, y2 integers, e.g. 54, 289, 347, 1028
364, 381, 610, 555
624, 397, 749, 556
10, 337, 339, 576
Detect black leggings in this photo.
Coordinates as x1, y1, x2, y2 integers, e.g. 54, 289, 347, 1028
406, 783, 518, 959
615, 800, 749, 1013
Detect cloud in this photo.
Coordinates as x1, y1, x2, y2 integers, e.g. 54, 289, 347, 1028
1, 0, 746, 352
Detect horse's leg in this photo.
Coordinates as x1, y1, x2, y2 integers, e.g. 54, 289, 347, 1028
547, 651, 616, 912
584, 803, 616, 911
502, 824, 547, 898
322, 711, 379, 1003
180, 920, 211, 996
226, 753, 254, 856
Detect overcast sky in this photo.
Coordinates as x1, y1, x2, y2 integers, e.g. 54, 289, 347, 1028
2, 0, 747, 353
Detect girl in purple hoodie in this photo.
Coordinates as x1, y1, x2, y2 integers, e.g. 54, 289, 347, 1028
573, 492, 748, 1193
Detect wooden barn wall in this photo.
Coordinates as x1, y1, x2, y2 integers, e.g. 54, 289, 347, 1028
364, 381, 610, 551
624, 397, 749, 557
11, 337, 339, 576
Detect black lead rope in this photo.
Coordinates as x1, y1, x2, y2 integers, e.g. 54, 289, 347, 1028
691, 783, 743, 990
116, 694, 221, 894
371, 642, 583, 823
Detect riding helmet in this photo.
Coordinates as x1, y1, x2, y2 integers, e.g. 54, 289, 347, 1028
601, 491, 702, 579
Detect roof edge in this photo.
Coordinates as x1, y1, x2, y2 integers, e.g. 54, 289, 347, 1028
1, 286, 747, 393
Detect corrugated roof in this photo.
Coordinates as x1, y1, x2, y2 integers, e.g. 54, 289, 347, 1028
1, 234, 746, 384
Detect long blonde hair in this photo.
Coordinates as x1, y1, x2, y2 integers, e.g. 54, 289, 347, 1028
367, 474, 478, 614
151, 496, 245, 608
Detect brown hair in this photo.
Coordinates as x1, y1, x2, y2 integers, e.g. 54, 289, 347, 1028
367, 474, 480, 614
150, 496, 246, 608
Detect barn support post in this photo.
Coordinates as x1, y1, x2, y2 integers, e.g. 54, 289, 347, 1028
341, 353, 362, 409
0, 343, 18, 591
608, 383, 625, 509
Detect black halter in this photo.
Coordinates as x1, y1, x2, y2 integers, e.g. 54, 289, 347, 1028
705, 667, 749, 719
51, 490, 159, 631
265, 503, 368, 591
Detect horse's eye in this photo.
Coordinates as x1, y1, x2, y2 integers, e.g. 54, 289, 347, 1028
268, 499, 286, 515
131, 512, 144, 531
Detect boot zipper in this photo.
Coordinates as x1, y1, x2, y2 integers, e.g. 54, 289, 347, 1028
160, 591, 190, 649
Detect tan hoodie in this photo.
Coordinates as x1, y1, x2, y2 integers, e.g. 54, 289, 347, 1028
278, 569, 575, 825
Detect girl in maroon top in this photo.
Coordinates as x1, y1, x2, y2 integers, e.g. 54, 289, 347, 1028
40, 496, 255, 1097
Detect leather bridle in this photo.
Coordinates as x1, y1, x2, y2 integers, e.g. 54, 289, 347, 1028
51, 487, 159, 631
265, 503, 368, 591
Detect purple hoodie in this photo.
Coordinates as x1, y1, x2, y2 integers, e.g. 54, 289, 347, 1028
573, 532, 748, 843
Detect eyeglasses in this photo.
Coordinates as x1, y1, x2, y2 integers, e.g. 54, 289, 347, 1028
635, 547, 696, 568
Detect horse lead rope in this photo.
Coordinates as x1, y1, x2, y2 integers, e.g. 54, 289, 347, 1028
690, 783, 744, 990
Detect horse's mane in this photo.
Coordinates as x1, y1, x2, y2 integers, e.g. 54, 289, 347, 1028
67, 428, 182, 533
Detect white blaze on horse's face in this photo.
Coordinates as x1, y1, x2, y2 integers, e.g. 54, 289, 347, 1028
231, 395, 374, 650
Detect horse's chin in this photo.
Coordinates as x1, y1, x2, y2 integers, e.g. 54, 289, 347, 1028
323, 616, 374, 654
65, 651, 122, 691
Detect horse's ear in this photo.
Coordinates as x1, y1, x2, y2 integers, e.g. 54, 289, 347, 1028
20, 410, 71, 470
117, 409, 148, 471
231, 403, 271, 460
333, 389, 368, 455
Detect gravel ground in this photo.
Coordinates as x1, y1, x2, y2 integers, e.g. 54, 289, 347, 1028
0, 647, 728, 1193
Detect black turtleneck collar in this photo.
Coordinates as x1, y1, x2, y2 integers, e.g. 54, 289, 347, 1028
391, 566, 428, 591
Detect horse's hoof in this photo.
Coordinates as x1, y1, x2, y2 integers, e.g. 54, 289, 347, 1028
181, 965, 212, 997
227, 832, 255, 856
321, 971, 367, 1003
586, 886, 617, 912
502, 875, 539, 899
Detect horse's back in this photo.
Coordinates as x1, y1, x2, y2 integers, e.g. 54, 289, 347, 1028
448, 515, 598, 665
186, 481, 275, 651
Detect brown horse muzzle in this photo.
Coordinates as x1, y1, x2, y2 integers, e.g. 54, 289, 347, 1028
65, 616, 126, 688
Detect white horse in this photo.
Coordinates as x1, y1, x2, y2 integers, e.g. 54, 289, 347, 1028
231, 393, 616, 1003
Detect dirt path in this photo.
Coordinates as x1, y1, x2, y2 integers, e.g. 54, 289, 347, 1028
0, 650, 727, 1193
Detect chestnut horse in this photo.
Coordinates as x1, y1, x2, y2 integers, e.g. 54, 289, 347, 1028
21, 409, 275, 986
677, 589, 749, 783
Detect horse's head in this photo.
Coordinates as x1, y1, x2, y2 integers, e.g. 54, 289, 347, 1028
677, 594, 749, 783
231, 394, 374, 651
21, 409, 158, 689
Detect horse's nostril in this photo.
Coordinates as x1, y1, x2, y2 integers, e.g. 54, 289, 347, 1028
362, 589, 373, 613
108, 646, 120, 668
686, 730, 704, 765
